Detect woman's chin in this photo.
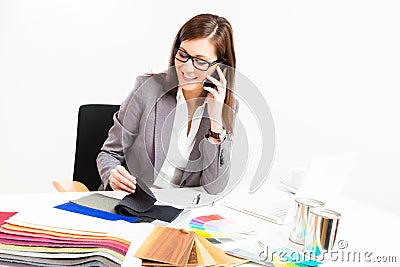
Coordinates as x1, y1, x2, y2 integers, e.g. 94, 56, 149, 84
180, 82, 202, 92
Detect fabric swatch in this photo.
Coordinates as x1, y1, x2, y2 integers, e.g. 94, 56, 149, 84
0, 253, 118, 267
115, 203, 184, 223
70, 193, 120, 213
54, 202, 139, 223
116, 179, 156, 213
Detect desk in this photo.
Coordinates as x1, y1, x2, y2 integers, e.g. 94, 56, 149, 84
169, 184, 400, 267
0, 184, 399, 266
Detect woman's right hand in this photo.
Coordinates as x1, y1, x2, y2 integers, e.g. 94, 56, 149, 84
108, 165, 136, 194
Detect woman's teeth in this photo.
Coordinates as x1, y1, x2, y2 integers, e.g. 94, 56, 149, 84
183, 72, 196, 80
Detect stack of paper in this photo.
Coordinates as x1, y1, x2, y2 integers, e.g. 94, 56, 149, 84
0, 208, 154, 266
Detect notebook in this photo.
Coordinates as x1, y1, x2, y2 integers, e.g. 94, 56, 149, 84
222, 186, 294, 225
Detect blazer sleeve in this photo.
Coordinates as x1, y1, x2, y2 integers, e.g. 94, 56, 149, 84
200, 100, 239, 195
96, 76, 146, 190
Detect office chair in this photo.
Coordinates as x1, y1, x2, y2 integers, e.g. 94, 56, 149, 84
52, 104, 120, 192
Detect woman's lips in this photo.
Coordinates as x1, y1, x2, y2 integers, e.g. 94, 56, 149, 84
181, 71, 198, 82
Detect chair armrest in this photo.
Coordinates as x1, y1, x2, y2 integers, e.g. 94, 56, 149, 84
52, 180, 90, 192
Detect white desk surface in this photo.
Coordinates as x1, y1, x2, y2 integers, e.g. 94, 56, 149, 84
0, 184, 399, 267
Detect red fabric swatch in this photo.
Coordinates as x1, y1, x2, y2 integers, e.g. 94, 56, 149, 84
0, 212, 17, 226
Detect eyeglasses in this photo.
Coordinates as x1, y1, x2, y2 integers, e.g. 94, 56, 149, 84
174, 48, 220, 71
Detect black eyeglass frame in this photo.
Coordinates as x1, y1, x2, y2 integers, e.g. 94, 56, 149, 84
174, 48, 221, 71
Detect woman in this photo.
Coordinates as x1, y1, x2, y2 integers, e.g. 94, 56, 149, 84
97, 13, 237, 195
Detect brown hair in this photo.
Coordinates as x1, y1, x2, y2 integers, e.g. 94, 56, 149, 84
167, 13, 236, 133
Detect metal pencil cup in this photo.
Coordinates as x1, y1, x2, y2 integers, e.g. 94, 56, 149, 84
304, 208, 341, 257
289, 198, 325, 245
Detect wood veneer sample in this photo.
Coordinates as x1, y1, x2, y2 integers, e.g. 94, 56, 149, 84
196, 236, 248, 266
134, 226, 195, 265
136, 226, 248, 266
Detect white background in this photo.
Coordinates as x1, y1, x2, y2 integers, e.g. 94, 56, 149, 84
0, 0, 399, 215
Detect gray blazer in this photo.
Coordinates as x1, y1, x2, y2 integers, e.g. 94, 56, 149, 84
96, 73, 237, 194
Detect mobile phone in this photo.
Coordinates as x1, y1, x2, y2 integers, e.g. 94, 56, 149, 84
203, 80, 217, 89
203, 65, 226, 90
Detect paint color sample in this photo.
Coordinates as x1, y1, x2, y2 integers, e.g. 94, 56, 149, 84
189, 214, 254, 244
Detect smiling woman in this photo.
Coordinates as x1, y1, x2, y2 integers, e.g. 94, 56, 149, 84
96, 14, 238, 196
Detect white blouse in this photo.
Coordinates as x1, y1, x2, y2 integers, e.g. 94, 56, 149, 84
153, 87, 208, 188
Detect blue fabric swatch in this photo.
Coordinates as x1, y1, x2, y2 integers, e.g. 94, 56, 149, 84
54, 202, 139, 223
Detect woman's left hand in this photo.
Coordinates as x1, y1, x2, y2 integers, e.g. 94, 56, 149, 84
203, 66, 227, 132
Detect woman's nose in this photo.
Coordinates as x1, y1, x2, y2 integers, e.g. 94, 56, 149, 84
181, 59, 195, 73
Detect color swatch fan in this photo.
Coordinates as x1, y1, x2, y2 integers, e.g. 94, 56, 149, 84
189, 215, 254, 244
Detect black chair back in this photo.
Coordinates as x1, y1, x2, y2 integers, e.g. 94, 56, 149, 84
73, 104, 120, 191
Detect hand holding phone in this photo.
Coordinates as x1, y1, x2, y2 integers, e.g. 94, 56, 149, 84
203, 65, 226, 90
203, 80, 217, 90
203, 65, 228, 133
